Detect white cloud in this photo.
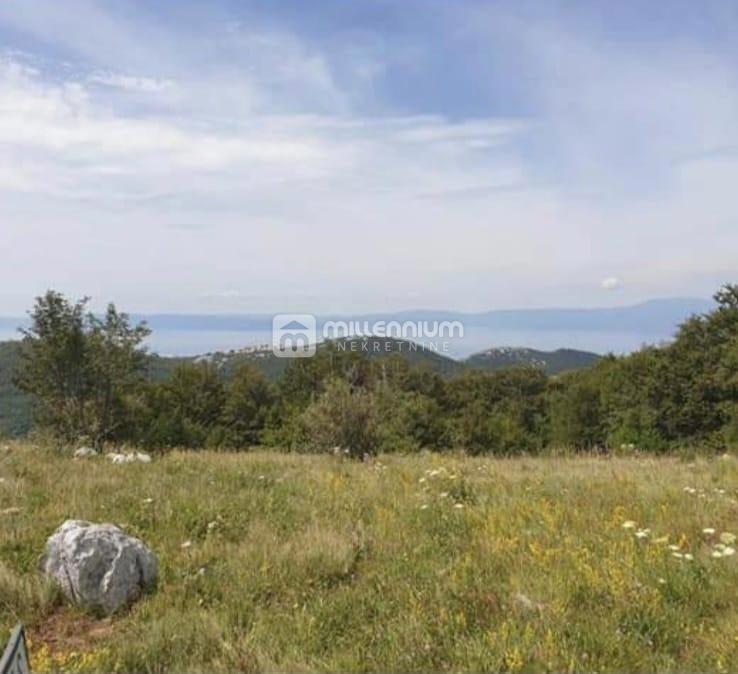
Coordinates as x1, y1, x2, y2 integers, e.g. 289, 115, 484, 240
0, 4, 737, 314
88, 71, 175, 93
601, 277, 623, 291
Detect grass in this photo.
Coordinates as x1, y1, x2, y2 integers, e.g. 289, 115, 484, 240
1, 443, 738, 673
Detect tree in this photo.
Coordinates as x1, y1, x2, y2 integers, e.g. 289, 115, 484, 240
15, 290, 150, 447
220, 364, 274, 447
139, 362, 226, 449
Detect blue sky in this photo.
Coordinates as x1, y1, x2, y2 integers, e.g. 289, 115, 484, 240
0, 0, 737, 314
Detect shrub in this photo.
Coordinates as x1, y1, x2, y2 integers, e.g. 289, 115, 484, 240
290, 378, 380, 457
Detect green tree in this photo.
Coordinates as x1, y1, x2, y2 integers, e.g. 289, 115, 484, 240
139, 362, 226, 448
15, 291, 149, 447
219, 364, 274, 447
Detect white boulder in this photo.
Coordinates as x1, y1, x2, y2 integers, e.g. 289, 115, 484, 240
74, 446, 98, 459
106, 451, 152, 464
107, 453, 133, 464
40, 520, 158, 615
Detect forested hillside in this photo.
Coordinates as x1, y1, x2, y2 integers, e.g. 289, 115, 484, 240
4, 285, 737, 453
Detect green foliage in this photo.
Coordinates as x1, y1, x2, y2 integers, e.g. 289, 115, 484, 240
218, 364, 274, 447
288, 378, 380, 457
137, 362, 226, 449
14, 291, 150, 447
445, 368, 548, 455
0, 341, 32, 437
4, 283, 738, 455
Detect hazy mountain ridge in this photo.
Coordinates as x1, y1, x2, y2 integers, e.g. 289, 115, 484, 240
0, 296, 715, 335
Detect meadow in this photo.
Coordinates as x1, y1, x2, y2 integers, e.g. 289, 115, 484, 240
1, 443, 738, 673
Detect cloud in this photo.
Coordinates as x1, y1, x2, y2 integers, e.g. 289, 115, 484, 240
601, 277, 623, 291
88, 71, 175, 93
0, 3, 737, 314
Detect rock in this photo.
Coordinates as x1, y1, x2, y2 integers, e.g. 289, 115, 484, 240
513, 592, 543, 613
40, 520, 158, 615
74, 446, 98, 459
106, 452, 152, 464
107, 452, 134, 464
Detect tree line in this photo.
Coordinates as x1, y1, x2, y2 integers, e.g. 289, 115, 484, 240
14, 286, 738, 455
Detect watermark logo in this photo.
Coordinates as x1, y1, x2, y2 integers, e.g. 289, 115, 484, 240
272, 315, 464, 358
272, 314, 317, 358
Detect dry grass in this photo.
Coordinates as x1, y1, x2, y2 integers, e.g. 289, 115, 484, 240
1, 443, 738, 672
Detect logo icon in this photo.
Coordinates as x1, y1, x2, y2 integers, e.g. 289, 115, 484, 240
272, 314, 317, 358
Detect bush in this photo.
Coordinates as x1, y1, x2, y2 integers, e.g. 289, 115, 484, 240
289, 378, 380, 457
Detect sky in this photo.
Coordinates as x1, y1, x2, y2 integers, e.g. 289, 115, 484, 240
0, 0, 737, 315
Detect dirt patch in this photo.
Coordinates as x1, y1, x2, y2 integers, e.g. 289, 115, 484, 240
29, 609, 115, 655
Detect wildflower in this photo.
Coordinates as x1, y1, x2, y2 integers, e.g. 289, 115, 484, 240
683, 486, 697, 495
723, 546, 736, 557
142, 497, 154, 504
258, 475, 265, 480
635, 528, 650, 539
652, 535, 669, 545
454, 503, 464, 510
207, 521, 218, 530
672, 552, 684, 559
418, 477, 426, 484
622, 520, 637, 529
181, 540, 192, 549
720, 532, 736, 545
712, 550, 724, 559
668, 544, 681, 552
439, 492, 449, 498
420, 504, 429, 510
657, 577, 667, 585
684, 553, 694, 561
702, 528, 716, 536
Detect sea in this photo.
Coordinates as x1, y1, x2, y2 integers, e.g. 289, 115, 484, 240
0, 327, 669, 359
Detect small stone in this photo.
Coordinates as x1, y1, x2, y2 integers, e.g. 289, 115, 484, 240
74, 446, 98, 459
513, 592, 543, 613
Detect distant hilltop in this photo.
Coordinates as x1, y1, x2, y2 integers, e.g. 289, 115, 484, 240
465, 346, 600, 375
